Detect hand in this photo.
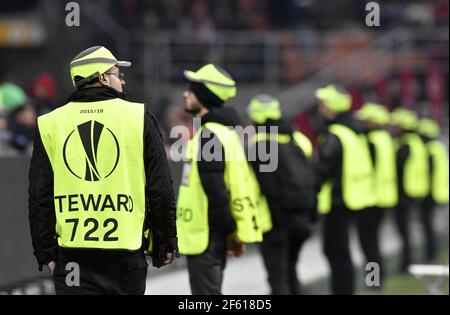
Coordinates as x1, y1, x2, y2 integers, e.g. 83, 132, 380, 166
152, 250, 175, 268
47, 261, 56, 275
163, 252, 174, 265
227, 234, 246, 258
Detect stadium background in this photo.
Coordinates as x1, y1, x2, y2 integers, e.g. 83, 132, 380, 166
0, 0, 448, 294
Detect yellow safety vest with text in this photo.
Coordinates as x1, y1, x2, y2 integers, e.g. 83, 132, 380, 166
176, 122, 263, 255
318, 124, 377, 214
38, 98, 146, 251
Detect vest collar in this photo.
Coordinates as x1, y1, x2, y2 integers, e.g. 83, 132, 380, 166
329, 112, 365, 133
256, 119, 293, 134
67, 87, 126, 103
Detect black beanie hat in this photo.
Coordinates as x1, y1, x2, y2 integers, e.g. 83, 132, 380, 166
189, 82, 224, 109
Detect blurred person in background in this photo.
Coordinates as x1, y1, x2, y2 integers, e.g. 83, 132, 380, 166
28, 46, 178, 295
0, 105, 8, 148
29, 73, 57, 116
314, 85, 377, 295
176, 64, 263, 295
0, 82, 36, 153
417, 118, 449, 263
390, 108, 430, 272
0, 115, 7, 132
247, 94, 316, 295
356, 103, 399, 286
0, 87, 7, 132
178, 0, 216, 43
158, 100, 193, 146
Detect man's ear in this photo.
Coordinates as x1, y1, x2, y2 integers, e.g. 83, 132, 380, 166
98, 73, 109, 86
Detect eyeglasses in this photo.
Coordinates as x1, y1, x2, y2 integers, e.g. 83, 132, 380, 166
104, 71, 125, 80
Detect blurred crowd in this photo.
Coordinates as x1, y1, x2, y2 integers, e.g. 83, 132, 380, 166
0, 74, 57, 154
0, 0, 448, 155
96, 0, 449, 34
1, 65, 447, 157
3, 0, 447, 35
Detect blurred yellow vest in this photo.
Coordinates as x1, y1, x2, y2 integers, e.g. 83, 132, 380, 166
368, 130, 398, 208
398, 133, 430, 198
427, 140, 449, 204
318, 124, 377, 214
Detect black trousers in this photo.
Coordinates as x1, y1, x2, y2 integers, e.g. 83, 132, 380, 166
186, 233, 227, 295
420, 196, 437, 263
53, 249, 148, 295
355, 207, 385, 283
394, 197, 414, 272
323, 206, 354, 295
259, 216, 310, 295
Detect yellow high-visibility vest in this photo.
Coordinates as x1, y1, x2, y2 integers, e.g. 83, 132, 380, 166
318, 124, 377, 214
398, 133, 430, 198
368, 130, 398, 208
176, 122, 263, 255
38, 98, 146, 250
427, 140, 449, 204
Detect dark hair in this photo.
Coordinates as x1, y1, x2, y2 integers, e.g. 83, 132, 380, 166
74, 75, 101, 90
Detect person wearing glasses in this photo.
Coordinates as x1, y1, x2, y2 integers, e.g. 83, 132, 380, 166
28, 46, 178, 295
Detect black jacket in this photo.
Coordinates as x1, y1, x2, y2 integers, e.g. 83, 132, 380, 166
314, 112, 366, 210
197, 107, 240, 237
250, 119, 316, 229
28, 87, 178, 270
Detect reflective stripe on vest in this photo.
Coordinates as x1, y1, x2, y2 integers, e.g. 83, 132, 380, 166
176, 122, 263, 255
368, 130, 398, 208
318, 124, 377, 214
38, 99, 146, 250
427, 140, 449, 204
398, 133, 430, 198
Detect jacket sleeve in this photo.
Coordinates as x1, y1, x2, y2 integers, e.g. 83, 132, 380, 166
28, 128, 58, 271
314, 133, 342, 188
250, 140, 282, 203
144, 109, 178, 259
198, 129, 237, 237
